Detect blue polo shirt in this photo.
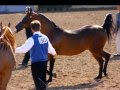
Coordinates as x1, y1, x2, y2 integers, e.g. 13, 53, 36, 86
30, 34, 48, 63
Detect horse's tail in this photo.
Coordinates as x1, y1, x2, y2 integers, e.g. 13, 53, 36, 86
102, 14, 114, 44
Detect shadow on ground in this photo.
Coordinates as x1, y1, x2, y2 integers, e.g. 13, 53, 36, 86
31, 80, 103, 90
13, 65, 31, 71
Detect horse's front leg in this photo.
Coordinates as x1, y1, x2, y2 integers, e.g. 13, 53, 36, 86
47, 55, 55, 82
102, 51, 110, 76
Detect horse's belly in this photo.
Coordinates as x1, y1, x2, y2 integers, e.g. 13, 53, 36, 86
57, 47, 85, 56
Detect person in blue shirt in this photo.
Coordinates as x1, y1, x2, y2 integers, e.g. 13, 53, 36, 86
15, 20, 57, 90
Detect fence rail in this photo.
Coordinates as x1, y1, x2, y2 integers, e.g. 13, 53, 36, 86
37, 5, 116, 12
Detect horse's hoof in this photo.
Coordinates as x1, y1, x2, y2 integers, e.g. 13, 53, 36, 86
102, 70, 108, 76
94, 76, 102, 80
105, 75, 109, 79
104, 73, 108, 76
94, 76, 101, 82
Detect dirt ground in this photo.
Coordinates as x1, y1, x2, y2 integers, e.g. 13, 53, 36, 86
0, 9, 120, 90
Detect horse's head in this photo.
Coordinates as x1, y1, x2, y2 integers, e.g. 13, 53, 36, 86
15, 6, 57, 34
0, 22, 10, 36
0, 22, 16, 51
15, 7, 39, 33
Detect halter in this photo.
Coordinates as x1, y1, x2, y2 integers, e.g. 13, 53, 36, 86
25, 6, 32, 14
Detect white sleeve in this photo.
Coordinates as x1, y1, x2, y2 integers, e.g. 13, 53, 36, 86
15, 37, 34, 53
47, 38, 57, 55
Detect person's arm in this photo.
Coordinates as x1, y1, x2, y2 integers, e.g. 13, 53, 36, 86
15, 37, 34, 53
47, 38, 57, 57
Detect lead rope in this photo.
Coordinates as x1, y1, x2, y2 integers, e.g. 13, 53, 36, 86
38, 78, 48, 89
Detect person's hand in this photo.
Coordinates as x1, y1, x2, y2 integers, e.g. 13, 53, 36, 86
54, 54, 57, 59
14, 29, 17, 34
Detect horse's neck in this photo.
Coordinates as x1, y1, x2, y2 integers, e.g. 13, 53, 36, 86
38, 18, 62, 38
4, 29, 15, 51
50, 26, 64, 39
38, 14, 65, 42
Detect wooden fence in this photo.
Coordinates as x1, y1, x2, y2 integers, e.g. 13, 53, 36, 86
37, 5, 116, 12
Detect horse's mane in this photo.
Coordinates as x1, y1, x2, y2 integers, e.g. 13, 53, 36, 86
0, 26, 16, 52
38, 13, 103, 34
38, 13, 61, 29
38, 13, 104, 35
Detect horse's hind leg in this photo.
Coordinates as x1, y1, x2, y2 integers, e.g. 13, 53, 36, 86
102, 51, 110, 76
92, 54, 104, 79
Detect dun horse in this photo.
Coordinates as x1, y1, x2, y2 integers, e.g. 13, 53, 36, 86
15, 7, 114, 82
0, 22, 16, 90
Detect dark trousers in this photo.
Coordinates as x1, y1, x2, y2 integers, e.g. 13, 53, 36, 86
22, 51, 30, 64
31, 61, 48, 90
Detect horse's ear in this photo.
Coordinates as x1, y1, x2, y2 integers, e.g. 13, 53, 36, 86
0, 22, 3, 28
8, 22, 11, 27
25, 6, 32, 14
0, 22, 2, 27
0, 22, 3, 32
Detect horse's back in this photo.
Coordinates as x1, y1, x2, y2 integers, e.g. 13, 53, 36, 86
63, 25, 106, 42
